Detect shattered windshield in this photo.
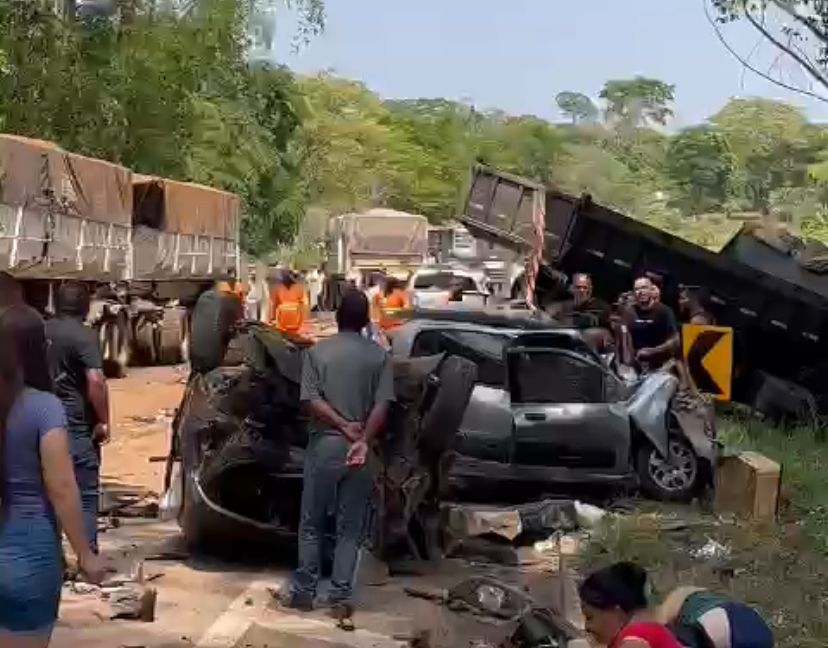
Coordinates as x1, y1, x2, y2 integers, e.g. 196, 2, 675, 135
509, 350, 605, 404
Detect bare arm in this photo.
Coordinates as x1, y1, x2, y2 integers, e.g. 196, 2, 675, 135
304, 399, 353, 436
652, 333, 680, 357
362, 402, 389, 445
300, 350, 362, 441
41, 428, 97, 564
86, 368, 109, 428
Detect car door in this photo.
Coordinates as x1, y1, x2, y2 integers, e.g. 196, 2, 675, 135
506, 339, 630, 476
410, 327, 513, 463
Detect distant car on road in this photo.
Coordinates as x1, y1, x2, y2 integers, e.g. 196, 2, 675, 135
409, 265, 490, 310
390, 313, 717, 502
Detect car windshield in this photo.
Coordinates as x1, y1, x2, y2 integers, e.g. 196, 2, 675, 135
414, 272, 476, 291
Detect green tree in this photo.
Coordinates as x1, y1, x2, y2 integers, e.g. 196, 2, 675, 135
599, 77, 675, 127
666, 126, 736, 214
711, 98, 811, 210
477, 114, 564, 186
0, 0, 320, 256
555, 91, 598, 124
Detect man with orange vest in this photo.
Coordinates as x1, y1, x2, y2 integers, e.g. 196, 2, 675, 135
269, 271, 309, 337
377, 277, 411, 331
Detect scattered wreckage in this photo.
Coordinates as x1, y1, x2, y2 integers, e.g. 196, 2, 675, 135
392, 312, 718, 502
166, 322, 477, 554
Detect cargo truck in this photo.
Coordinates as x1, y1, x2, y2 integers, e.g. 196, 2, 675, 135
461, 165, 828, 417
327, 208, 428, 284
0, 134, 241, 376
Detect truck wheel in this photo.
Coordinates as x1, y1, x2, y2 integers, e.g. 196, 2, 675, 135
635, 436, 699, 503
158, 306, 187, 366
102, 314, 130, 378
132, 314, 158, 366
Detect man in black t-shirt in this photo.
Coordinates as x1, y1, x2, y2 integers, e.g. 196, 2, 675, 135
45, 282, 110, 551
621, 276, 679, 369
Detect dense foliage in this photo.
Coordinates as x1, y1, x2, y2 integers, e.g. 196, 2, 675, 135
3, 0, 828, 258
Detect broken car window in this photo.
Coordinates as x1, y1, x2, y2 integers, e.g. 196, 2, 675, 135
411, 329, 506, 387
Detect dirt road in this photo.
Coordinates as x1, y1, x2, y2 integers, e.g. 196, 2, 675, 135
103, 365, 187, 495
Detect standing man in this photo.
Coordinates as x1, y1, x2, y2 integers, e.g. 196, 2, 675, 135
282, 290, 394, 619
620, 276, 680, 370
0, 272, 52, 391
564, 273, 611, 329
269, 270, 309, 337
45, 282, 111, 550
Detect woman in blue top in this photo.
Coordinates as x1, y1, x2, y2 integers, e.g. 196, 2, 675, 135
0, 309, 105, 647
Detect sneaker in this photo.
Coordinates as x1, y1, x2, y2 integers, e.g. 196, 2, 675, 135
268, 587, 314, 612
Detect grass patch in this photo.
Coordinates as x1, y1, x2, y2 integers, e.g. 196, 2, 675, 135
581, 417, 828, 647
717, 416, 828, 553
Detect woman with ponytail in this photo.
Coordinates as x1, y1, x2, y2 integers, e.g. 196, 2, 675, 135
579, 562, 682, 648
0, 311, 105, 647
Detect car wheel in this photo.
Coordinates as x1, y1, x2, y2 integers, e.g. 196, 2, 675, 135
636, 436, 699, 502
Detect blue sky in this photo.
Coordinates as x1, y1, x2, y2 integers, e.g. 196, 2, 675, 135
272, 0, 828, 128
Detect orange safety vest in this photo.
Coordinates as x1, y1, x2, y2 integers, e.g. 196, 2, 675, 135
270, 283, 307, 333
379, 289, 411, 330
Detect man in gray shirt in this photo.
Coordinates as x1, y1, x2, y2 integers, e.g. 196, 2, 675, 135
283, 290, 395, 616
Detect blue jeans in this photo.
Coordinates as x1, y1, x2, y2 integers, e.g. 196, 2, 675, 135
290, 433, 374, 604
74, 465, 99, 552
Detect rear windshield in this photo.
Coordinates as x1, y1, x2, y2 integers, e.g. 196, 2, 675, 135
414, 272, 476, 291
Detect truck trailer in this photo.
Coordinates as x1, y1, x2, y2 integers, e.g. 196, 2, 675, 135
327, 208, 428, 283
0, 134, 240, 376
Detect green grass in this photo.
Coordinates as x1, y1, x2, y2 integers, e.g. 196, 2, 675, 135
717, 416, 828, 553
580, 416, 828, 647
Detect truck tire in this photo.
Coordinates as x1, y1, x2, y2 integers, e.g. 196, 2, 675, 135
132, 314, 158, 366
101, 313, 130, 378
157, 306, 187, 366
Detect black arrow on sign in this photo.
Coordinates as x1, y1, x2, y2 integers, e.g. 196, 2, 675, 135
687, 330, 726, 396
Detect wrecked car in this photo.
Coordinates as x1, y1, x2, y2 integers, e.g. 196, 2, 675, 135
166, 323, 477, 553
390, 313, 718, 502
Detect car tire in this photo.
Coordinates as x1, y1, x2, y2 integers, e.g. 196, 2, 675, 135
420, 356, 477, 453
635, 435, 699, 503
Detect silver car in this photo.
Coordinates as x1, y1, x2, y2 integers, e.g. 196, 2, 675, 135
391, 315, 717, 501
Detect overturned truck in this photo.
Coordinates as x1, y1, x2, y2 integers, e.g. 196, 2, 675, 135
462, 165, 828, 418
169, 325, 477, 555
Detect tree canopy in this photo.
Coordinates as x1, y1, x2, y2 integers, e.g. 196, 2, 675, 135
2, 2, 828, 257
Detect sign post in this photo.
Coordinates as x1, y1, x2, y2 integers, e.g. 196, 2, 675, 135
681, 324, 734, 401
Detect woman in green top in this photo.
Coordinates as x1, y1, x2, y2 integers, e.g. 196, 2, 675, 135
656, 587, 773, 648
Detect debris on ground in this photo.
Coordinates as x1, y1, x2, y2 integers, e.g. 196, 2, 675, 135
690, 537, 732, 561
406, 577, 532, 621
509, 607, 583, 648
106, 585, 158, 621
443, 500, 608, 567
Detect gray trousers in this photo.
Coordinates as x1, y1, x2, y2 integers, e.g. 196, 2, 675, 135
290, 433, 374, 604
